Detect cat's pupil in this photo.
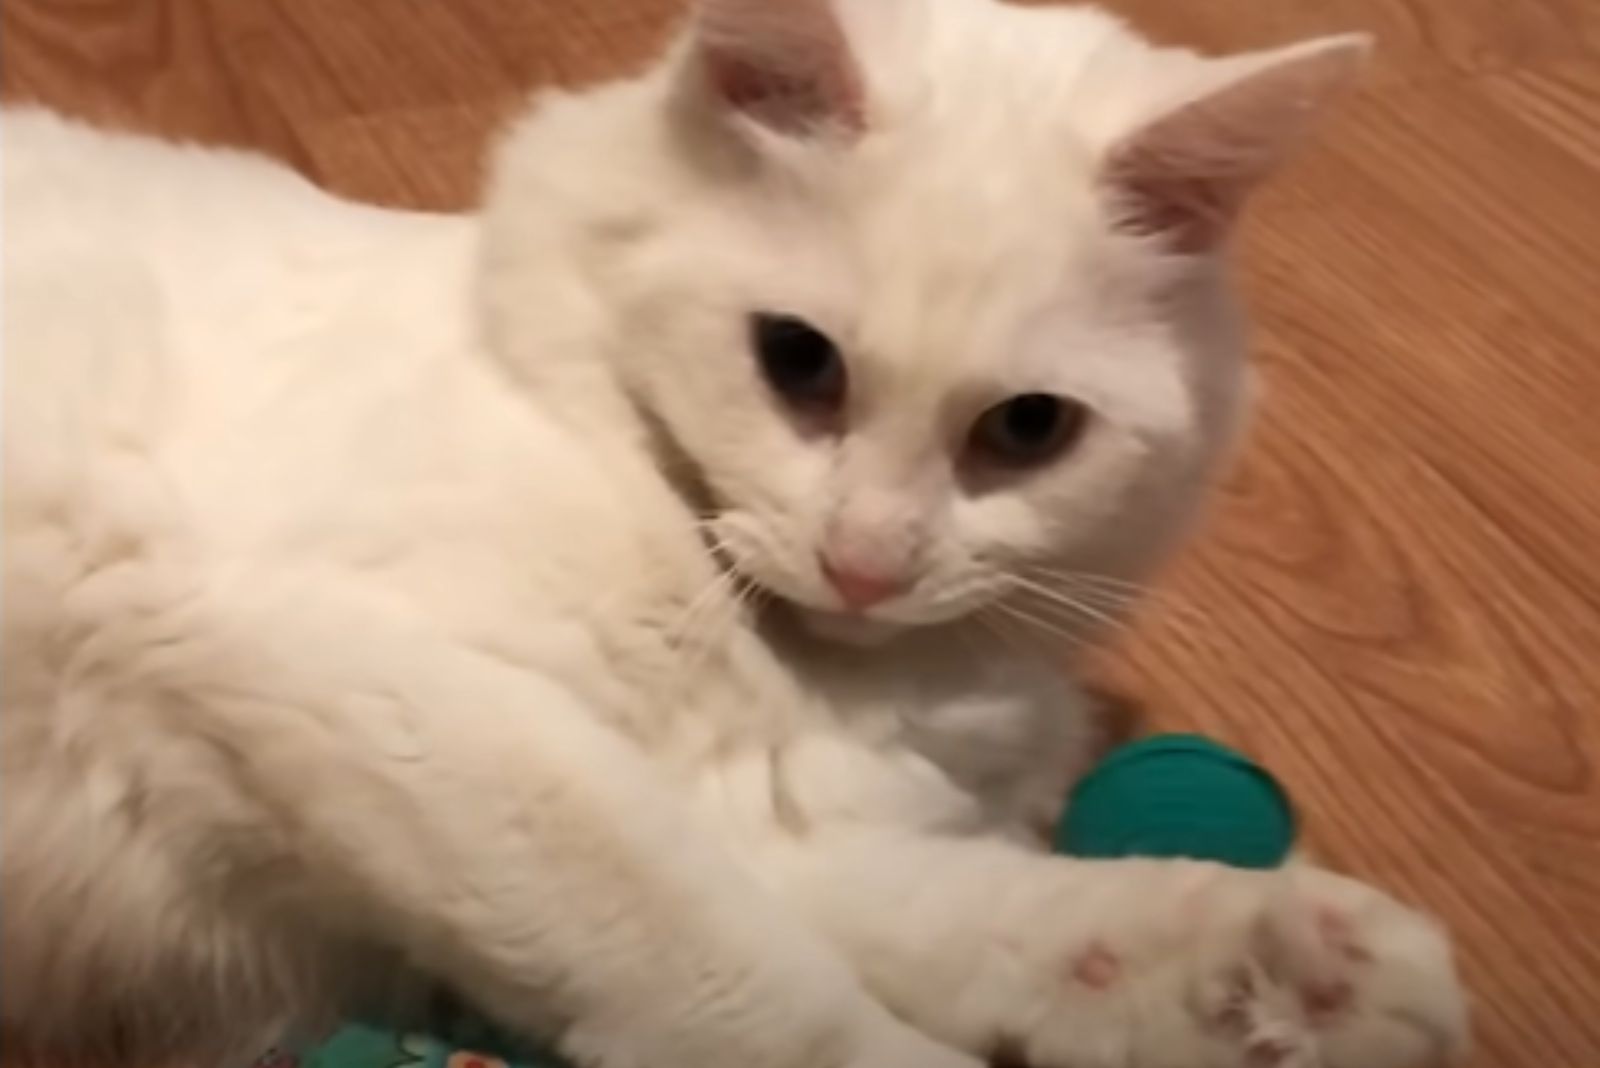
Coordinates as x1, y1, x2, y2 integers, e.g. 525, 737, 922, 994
970, 393, 1088, 468
1004, 395, 1060, 443
751, 313, 845, 411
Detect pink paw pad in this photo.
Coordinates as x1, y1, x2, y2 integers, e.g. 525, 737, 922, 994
1301, 979, 1354, 1022
1246, 1037, 1299, 1067
1069, 941, 1121, 990
1208, 967, 1258, 1036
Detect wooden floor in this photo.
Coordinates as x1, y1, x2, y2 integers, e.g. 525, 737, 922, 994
5, 1, 1599, 1065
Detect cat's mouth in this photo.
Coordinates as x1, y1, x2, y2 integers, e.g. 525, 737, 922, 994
729, 565, 911, 646
695, 514, 920, 646
719, 556, 913, 646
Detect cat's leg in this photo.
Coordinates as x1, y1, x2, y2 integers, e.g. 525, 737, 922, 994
747, 759, 1466, 1068
4, 570, 975, 1068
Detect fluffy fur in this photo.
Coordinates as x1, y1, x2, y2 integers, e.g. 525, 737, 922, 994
1, 1, 1467, 1065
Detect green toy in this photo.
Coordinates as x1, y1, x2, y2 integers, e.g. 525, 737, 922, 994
259, 732, 1292, 1068
1054, 732, 1296, 869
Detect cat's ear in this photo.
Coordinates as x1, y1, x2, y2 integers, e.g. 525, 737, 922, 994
691, 0, 865, 138
1101, 34, 1369, 252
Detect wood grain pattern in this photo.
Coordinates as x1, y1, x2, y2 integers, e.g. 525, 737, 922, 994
4, 1, 1597, 1065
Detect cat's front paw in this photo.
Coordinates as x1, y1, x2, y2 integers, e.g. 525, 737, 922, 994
1248, 867, 1467, 1068
1024, 863, 1467, 1068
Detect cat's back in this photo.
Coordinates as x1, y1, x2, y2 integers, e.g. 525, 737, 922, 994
3, 107, 411, 323
6, 107, 327, 244
3, 108, 350, 559
2, 107, 482, 532
3, 107, 473, 363
0, 109, 491, 686
1, 109, 702, 723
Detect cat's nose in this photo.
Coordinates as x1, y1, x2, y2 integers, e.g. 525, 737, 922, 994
819, 554, 905, 611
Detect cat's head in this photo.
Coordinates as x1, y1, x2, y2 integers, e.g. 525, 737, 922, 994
484, 0, 1365, 644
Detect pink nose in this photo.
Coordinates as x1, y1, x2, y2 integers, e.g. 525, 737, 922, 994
819, 556, 904, 611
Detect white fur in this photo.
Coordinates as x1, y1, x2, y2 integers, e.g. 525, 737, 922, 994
1, 2, 1465, 1066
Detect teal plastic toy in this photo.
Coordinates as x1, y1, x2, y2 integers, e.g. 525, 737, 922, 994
261, 1011, 562, 1068
1054, 733, 1296, 869
259, 733, 1292, 1068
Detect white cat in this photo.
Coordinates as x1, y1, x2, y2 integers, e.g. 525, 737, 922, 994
0, 0, 1467, 1065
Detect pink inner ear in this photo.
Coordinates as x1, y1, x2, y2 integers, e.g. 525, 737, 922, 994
1105, 152, 1245, 254
1101, 37, 1367, 253
1102, 88, 1285, 253
703, 44, 864, 134
696, 0, 866, 136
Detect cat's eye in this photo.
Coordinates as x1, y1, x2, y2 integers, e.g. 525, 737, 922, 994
751, 313, 845, 413
968, 393, 1089, 468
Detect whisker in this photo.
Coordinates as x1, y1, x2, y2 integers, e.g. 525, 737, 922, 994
1002, 574, 1130, 633
1026, 573, 1212, 653
978, 604, 1064, 655
1019, 565, 1207, 627
998, 570, 1225, 659
986, 598, 1093, 649
672, 582, 738, 697
1024, 575, 1164, 607
1021, 567, 1153, 594
972, 608, 1029, 658
670, 547, 769, 699
669, 568, 734, 643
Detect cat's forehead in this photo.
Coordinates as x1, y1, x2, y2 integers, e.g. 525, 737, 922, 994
720, 139, 1183, 415
713, 108, 1190, 423
828, 143, 1135, 369
858, 179, 1093, 351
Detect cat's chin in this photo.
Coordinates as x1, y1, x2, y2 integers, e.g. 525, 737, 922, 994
793, 607, 908, 647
